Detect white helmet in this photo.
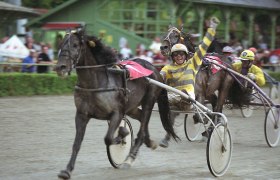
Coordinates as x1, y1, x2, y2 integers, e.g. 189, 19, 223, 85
171, 43, 189, 54
222, 46, 234, 53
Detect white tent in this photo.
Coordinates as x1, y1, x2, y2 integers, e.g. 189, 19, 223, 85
0, 35, 29, 58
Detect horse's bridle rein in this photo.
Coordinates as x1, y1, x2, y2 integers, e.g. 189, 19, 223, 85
58, 31, 84, 70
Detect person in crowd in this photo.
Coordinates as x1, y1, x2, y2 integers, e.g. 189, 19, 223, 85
222, 46, 238, 64
135, 43, 146, 56
22, 49, 37, 73
119, 43, 133, 59
249, 47, 261, 67
232, 49, 265, 88
25, 36, 35, 49
149, 36, 162, 55
37, 45, 52, 73
135, 49, 153, 63
25, 36, 41, 51
159, 17, 220, 147
46, 42, 54, 61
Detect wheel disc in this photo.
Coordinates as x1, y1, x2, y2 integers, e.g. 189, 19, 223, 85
207, 124, 232, 177
107, 119, 133, 168
184, 115, 204, 141
265, 108, 280, 147
241, 105, 253, 118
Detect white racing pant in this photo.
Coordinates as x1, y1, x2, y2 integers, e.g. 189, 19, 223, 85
168, 91, 195, 111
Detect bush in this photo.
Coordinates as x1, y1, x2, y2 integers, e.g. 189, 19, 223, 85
0, 71, 280, 97
267, 71, 280, 81
0, 73, 77, 97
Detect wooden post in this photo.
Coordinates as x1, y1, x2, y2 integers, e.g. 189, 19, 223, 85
196, 6, 206, 42
224, 9, 231, 42
248, 13, 255, 47
270, 14, 277, 50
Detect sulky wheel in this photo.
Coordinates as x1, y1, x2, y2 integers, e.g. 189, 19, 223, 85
184, 114, 204, 141
240, 105, 253, 118
269, 85, 279, 103
264, 107, 280, 147
106, 118, 134, 168
207, 123, 232, 177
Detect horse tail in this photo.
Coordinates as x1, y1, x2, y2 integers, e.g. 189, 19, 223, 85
157, 89, 180, 141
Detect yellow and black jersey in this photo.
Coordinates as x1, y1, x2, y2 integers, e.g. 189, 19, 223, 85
160, 28, 216, 94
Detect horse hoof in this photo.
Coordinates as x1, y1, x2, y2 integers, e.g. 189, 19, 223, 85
159, 138, 169, 148
150, 141, 158, 150
145, 140, 158, 150
58, 170, 71, 179
120, 163, 131, 169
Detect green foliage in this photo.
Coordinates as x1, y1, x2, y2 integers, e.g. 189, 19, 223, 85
0, 73, 77, 97
267, 71, 280, 82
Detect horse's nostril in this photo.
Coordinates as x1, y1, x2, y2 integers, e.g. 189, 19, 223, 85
55, 65, 66, 71
160, 46, 168, 50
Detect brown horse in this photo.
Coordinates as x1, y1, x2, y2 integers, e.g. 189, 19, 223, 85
55, 28, 178, 179
160, 26, 234, 139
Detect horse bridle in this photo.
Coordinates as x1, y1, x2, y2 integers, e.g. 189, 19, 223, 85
58, 31, 84, 69
163, 27, 185, 47
58, 32, 127, 94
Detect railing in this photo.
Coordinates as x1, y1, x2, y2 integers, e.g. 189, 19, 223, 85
1, 62, 280, 72
0, 62, 56, 72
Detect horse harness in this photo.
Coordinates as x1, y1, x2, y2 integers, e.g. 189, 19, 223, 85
75, 63, 130, 96
58, 30, 130, 96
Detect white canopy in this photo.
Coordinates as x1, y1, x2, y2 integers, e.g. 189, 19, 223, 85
0, 35, 29, 58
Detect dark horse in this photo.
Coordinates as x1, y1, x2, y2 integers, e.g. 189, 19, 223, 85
55, 28, 178, 179
160, 25, 234, 124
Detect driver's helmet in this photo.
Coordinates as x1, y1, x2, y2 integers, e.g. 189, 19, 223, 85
222, 46, 234, 53
171, 43, 189, 54
239, 50, 255, 61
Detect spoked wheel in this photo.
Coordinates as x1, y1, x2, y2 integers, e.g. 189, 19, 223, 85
106, 118, 133, 168
265, 108, 280, 147
240, 105, 253, 118
184, 114, 204, 141
207, 123, 232, 177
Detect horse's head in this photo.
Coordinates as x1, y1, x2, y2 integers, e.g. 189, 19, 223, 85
55, 27, 87, 77
160, 25, 195, 57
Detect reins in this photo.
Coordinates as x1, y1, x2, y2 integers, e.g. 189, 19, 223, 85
58, 30, 129, 98
75, 63, 116, 69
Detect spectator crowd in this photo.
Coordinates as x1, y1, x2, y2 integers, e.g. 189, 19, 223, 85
0, 29, 280, 73
0, 35, 54, 73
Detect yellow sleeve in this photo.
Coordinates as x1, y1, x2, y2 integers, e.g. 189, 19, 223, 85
191, 28, 216, 70
251, 65, 266, 86
160, 65, 171, 82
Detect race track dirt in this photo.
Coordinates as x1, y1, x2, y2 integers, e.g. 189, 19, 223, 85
0, 95, 279, 180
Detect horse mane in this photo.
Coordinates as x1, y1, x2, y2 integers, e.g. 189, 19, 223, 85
85, 35, 119, 65
181, 31, 196, 53
208, 38, 227, 54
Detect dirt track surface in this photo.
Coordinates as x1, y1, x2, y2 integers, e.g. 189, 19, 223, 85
0, 95, 280, 180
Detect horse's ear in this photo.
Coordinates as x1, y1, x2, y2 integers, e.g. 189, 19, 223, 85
88, 40, 96, 47
168, 24, 172, 29
180, 24, 184, 32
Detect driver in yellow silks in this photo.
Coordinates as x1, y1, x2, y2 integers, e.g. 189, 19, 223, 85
232, 49, 266, 87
